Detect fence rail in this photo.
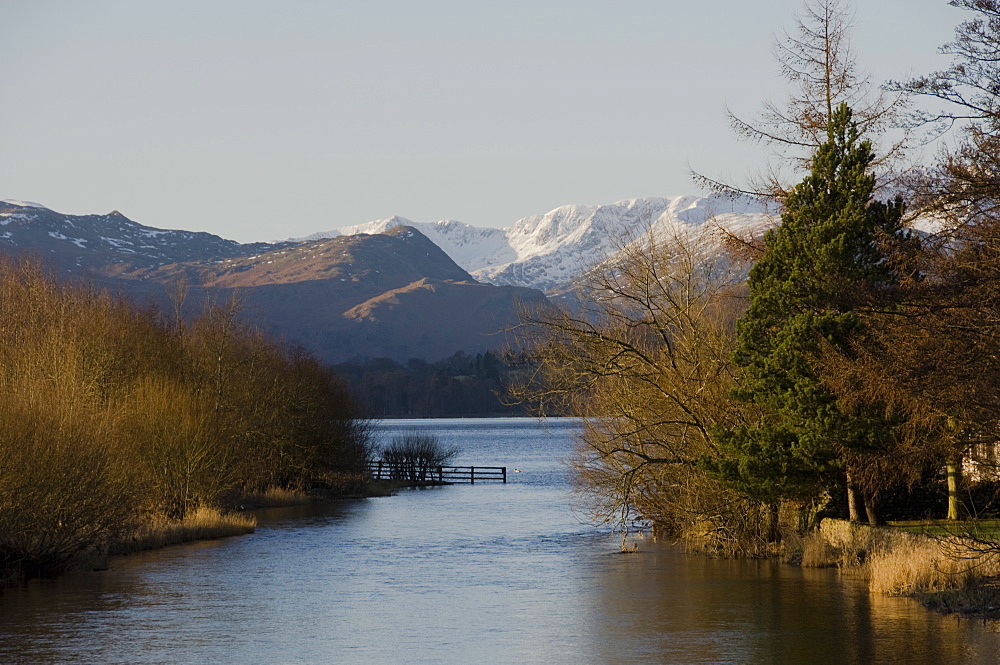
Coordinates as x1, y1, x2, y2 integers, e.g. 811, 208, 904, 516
366, 460, 506, 484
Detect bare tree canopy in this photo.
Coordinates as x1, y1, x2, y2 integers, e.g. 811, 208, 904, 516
892, 1, 1000, 235
894, 0, 1000, 135
697, 0, 910, 200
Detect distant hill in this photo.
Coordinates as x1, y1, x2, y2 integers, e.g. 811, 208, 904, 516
0, 201, 548, 364
0, 199, 279, 276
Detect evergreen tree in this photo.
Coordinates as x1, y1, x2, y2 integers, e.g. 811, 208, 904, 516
710, 104, 907, 516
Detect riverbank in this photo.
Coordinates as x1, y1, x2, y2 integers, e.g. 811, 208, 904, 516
0, 477, 401, 587
919, 580, 1000, 619
108, 506, 257, 558
806, 518, 1000, 618
7, 417, 1000, 664
108, 477, 403, 556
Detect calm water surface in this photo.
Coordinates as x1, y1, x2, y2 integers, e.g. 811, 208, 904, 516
2, 418, 1000, 664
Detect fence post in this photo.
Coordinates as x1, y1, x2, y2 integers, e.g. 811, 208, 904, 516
502, 467, 506, 483
437, 466, 443, 483
470, 466, 475, 484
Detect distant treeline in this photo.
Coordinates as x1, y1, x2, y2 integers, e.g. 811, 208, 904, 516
334, 351, 531, 417
0, 258, 370, 581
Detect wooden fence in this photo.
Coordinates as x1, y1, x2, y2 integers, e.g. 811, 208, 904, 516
366, 460, 506, 484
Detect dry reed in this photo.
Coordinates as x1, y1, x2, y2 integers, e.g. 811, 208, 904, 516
239, 487, 312, 508
865, 529, 1000, 595
799, 529, 838, 567
814, 518, 1000, 599
111, 506, 256, 555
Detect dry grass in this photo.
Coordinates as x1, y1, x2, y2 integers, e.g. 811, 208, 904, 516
814, 518, 1000, 617
111, 506, 256, 555
812, 518, 896, 568
867, 532, 972, 595
800, 529, 838, 567
238, 487, 312, 509
866, 529, 1000, 595
311, 471, 373, 498
813, 518, 1000, 599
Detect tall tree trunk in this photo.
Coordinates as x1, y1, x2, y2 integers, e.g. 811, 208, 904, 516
863, 491, 885, 526
846, 469, 864, 522
946, 456, 963, 520
765, 502, 781, 543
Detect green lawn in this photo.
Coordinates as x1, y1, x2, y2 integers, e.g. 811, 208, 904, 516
889, 519, 1000, 539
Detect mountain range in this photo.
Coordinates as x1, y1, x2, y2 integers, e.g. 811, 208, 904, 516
299, 194, 775, 292
0, 195, 773, 363
0, 199, 546, 363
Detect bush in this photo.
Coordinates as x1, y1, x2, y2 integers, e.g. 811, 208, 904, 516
0, 256, 371, 582
380, 434, 459, 482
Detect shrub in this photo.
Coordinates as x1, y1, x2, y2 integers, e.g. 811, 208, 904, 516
380, 434, 459, 482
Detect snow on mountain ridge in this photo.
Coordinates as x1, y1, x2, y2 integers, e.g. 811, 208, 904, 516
1, 199, 49, 210
297, 216, 515, 274
309, 195, 775, 291
477, 194, 774, 290
4, 195, 773, 291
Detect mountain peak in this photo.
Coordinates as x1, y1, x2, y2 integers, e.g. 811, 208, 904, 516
319, 194, 773, 292
1, 199, 50, 210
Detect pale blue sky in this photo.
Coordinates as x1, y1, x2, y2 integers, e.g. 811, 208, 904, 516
1, 1, 959, 242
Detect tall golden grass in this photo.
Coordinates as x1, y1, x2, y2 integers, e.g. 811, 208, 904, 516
810, 518, 1000, 602
866, 530, 1000, 596
111, 506, 257, 555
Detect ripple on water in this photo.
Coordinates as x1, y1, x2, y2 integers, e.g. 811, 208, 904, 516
2, 418, 1000, 664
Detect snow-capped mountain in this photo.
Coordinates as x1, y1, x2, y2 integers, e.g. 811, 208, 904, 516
0, 199, 280, 275
306, 195, 776, 292
0, 194, 771, 362
0, 198, 548, 363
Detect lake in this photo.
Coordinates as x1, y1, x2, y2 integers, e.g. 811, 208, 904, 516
2, 418, 1000, 664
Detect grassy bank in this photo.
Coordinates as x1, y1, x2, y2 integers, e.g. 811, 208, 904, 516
0, 476, 402, 585
110, 506, 257, 557
804, 518, 1000, 618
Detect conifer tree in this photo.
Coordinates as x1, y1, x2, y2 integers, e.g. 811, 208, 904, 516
709, 104, 907, 520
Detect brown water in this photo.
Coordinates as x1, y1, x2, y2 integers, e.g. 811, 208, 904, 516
2, 418, 999, 664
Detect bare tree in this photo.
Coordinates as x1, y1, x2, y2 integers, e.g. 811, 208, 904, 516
896, 0, 1000, 135
697, 0, 911, 200
877, 0, 1000, 523
511, 222, 786, 555
893, 0, 1000, 233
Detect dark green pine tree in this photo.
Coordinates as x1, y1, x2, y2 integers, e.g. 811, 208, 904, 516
710, 103, 907, 512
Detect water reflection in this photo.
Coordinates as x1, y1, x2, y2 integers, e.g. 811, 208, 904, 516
585, 543, 999, 665
2, 418, 1000, 664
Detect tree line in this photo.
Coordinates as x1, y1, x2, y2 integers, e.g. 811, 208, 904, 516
0, 258, 370, 580
334, 351, 530, 417
514, 0, 1000, 555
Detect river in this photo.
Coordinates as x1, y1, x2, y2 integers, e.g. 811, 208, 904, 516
2, 418, 1000, 664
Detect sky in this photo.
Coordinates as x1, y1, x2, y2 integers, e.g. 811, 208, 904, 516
1, 1, 961, 242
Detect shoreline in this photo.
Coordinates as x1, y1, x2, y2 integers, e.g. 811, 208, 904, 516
1, 480, 401, 587
806, 518, 1000, 619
